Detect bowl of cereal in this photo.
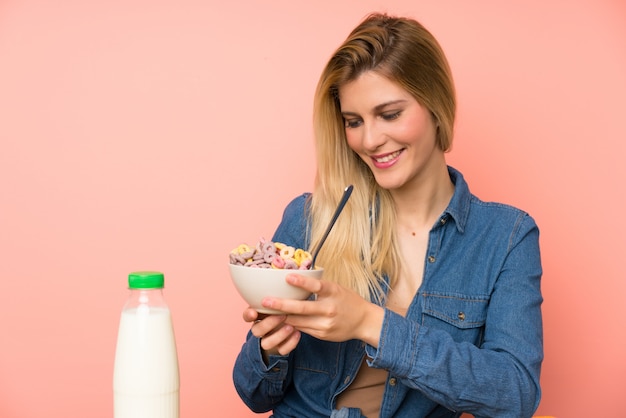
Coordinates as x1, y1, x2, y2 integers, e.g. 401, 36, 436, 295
229, 238, 323, 314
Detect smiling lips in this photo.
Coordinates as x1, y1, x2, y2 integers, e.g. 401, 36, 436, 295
372, 149, 403, 168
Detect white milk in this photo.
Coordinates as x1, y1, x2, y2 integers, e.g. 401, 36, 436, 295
113, 306, 179, 418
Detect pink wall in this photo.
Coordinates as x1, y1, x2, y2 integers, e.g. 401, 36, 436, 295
1, 1, 624, 417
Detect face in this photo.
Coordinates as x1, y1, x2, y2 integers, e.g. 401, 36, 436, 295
338, 71, 444, 192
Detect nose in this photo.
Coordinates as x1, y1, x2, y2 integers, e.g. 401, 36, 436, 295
361, 120, 385, 152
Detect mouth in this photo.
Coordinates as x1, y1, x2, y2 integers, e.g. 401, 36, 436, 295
371, 150, 403, 167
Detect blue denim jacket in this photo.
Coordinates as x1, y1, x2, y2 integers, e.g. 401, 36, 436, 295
233, 167, 543, 418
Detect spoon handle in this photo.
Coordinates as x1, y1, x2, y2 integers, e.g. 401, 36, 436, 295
311, 185, 354, 269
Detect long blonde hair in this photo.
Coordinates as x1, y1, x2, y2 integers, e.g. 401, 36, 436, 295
308, 13, 456, 302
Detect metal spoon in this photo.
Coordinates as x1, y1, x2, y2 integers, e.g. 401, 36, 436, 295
310, 185, 354, 269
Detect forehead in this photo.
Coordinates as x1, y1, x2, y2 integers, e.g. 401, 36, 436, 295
338, 71, 414, 112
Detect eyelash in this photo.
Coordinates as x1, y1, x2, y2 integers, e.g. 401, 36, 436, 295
382, 111, 401, 121
344, 119, 362, 129
343, 111, 402, 129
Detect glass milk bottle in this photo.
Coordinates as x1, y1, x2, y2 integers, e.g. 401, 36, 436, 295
113, 271, 180, 418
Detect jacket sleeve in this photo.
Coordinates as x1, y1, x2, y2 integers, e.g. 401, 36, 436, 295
232, 332, 292, 412
232, 194, 310, 412
366, 213, 543, 418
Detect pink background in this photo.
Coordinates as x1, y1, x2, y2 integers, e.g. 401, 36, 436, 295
1, 1, 624, 417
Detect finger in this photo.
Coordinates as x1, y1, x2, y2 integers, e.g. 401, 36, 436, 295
242, 307, 259, 323
243, 308, 271, 323
285, 273, 325, 294
250, 314, 286, 338
260, 323, 299, 353
261, 296, 316, 316
276, 328, 301, 356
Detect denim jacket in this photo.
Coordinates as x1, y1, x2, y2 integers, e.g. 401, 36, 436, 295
233, 166, 543, 418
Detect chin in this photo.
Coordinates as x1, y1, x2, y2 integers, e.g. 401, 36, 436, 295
373, 176, 405, 191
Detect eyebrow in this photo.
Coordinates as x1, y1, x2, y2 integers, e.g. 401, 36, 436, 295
341, 99, 408, 116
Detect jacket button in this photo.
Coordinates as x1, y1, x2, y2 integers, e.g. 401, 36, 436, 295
344, 376, 351, 385
389, 377, 397, 386
440, 217, 447, 225
428, 255, 436, 263
457, 312, 466, 321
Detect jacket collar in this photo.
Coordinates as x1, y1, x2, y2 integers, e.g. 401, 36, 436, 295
444, 166, 471, 234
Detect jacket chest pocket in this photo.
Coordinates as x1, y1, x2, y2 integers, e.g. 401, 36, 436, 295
421, 292, 489, 345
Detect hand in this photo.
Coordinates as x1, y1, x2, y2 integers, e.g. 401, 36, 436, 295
260, 273, 384, 347
243, 308, 301, 360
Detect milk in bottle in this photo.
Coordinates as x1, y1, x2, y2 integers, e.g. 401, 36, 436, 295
113, 271, 179, 418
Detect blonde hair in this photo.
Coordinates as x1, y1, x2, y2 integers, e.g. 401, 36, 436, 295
308, 13, 456, 302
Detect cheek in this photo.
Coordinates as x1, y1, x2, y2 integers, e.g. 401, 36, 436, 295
400, 113, 437, 145
344, 129, 360, 153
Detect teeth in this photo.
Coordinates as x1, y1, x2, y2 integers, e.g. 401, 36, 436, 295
375, 151, 401, 163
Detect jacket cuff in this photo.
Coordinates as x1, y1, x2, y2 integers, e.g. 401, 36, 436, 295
365, 308, 419, 376
249, 336, 289, 381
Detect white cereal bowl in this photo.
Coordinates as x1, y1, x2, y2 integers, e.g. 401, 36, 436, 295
229, 264, 324, 314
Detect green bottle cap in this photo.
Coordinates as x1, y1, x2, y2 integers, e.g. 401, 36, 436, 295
128, 271, 165, 289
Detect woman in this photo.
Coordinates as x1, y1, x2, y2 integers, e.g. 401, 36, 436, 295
233, 12, 543, 418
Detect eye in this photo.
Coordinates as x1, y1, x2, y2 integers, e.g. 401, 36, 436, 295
343, 117, 363, 129
381, 111, 401, 121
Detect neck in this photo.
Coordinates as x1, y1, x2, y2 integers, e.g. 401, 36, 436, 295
391, 164, 454, 230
